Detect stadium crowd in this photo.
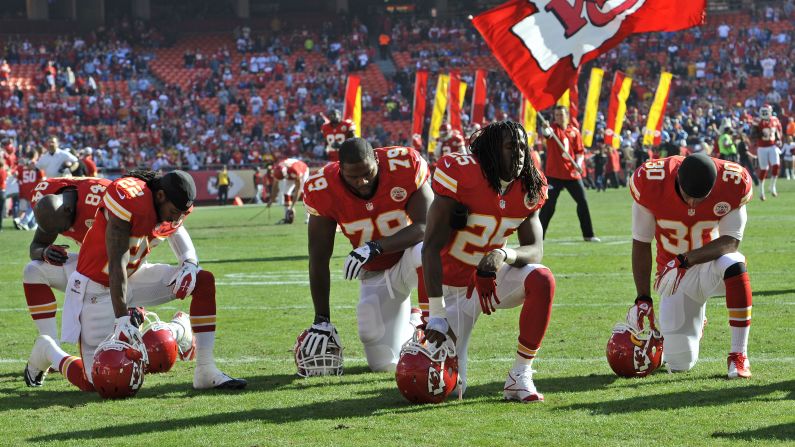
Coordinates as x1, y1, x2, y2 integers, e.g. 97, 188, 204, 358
0, 1, 792, 189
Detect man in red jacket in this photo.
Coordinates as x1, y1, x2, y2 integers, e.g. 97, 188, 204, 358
539, 106, 600, 242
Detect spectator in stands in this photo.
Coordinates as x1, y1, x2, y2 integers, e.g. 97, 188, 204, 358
0, 158, 6, 231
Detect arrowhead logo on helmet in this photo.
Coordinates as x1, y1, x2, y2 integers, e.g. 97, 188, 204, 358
395, 330, 459, 404
92, 323, 149, 399
606, 322, 663, 378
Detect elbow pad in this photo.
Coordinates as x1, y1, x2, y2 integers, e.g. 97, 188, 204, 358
168, 226, 198, 265
450, 202, 469, 230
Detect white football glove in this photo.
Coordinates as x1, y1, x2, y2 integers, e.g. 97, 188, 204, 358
542, 126, 553, 138
113, 315, 147, 355
426, 317, 449, 338
343, 241, 382, 280
300, 321, 343, 357
169, 261, 201, 299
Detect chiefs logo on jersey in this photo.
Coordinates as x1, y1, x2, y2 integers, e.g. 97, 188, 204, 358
390, 187, 408, 202
512, 0, 646, 70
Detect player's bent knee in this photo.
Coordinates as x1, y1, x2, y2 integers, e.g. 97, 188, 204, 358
523, 267, 555, 301
364, 345, 398, 372
23, 261, 48, 284
723, 261, 747, 279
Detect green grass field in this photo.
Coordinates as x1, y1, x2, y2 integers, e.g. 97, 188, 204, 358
1, 181, 794, 446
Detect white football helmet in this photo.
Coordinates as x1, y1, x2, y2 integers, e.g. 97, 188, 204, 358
294, 325, 343, 377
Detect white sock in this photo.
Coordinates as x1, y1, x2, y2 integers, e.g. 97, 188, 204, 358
43, 337, 68, 369
35, 318, 58, 340
760, 179, 766, 194
771, 175, 778, 191
730, 326, 750, 355
195, 332, 215, 368
512, 354, 534, 371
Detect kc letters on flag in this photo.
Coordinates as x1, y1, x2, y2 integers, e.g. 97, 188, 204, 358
472, 0, 705, 110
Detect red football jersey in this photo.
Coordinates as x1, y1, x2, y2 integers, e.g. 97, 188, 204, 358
273, 158, 309, 180
755, 117, 782, 147
77, 177, 186, 286
303, 147, 430, 272
321, 120, 356, 162
432, 152, 548, 287
30, 177, 111, 244
439, 132, 466, 156
544, 123, 584, 180
16, 165, 45, 201
629, 156, 753, 275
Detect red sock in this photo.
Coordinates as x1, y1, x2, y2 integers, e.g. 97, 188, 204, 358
24, 283, 57, 320
190, 270, 217, 333
725, 272, 752, 328
759, 169, 768, 180
517, 268, 555, 359
771, 165, 780, 177
416, 267, 429, 326
58, 356, 94, 392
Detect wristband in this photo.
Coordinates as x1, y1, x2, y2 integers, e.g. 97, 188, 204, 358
635, 295, 653, 305
314, 314, 331, 325
428, 296, 445, 318
498, 247, 518, 265
366, 240, 383, 257
676, 253, 690, 269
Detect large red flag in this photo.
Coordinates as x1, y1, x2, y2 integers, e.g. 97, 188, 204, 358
412, 70, 428, 138
471, 69, 488, 125
448, 70, 463, 134
472, 0, 705, 110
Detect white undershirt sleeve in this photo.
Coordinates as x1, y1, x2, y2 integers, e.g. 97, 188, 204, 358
168, 226, 198, 264
718, 206, 747, 241
632, 202, 656, 243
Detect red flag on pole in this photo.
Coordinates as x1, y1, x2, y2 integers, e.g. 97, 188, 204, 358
471, 69, 488, 126
448, 70, 463, 134
412, 70, 428, 138
472, 0, 705, 110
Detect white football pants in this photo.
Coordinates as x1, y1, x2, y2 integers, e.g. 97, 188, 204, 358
357, 243, 422, 372
443, 263, 547, 394
656, 252, 745, 372
79, 263, 180, 382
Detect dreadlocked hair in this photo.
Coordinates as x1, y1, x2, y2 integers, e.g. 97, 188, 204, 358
468, 120, 546, 202
124, 169, 160, 189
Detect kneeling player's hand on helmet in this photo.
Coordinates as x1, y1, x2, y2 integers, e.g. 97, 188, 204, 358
626, 296, 657, 332
300, 321, 342, 357
169, 261, 201, 299
425, 317, 450, 348
466, 269, 499, 315
42, 244, 69, 266
343, 241, 382, 280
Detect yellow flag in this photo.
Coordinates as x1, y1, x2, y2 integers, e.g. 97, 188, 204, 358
581, 68, 604, 148
642, 72, 673, 146
556, 89, 570, 109
521, 98, 537, 146
428, 75, 449, 155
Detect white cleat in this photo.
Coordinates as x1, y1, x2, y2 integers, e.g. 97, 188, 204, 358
170, 311, 196, 361
503, 367, 544, 403
193, 365, 247, 390
584, 236, 601, 242
24, 335, 54, 387
771, 187, 778, 198
759, 192, 766, 202
727, 352, 752, 379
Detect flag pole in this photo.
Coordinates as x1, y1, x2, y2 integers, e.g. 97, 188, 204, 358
537, 112, 584, 174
